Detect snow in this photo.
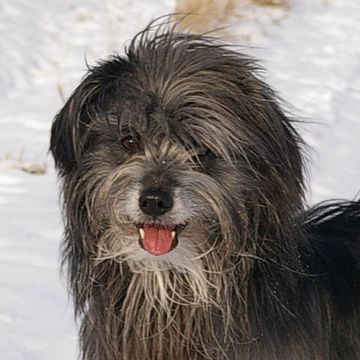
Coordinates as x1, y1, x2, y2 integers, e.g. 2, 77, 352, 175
0, 0, 359, 358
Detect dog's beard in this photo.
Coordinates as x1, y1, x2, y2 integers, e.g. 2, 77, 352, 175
92, 174, 236, 310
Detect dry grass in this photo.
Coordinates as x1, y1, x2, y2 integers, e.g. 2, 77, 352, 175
1, 153, 47, 175
253, 0, 288, 7
57, 82, 66, 104
174, 0, 289, 34
174, 0, 237, 34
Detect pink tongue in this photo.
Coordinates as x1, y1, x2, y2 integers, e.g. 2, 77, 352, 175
142, 225, 173, 256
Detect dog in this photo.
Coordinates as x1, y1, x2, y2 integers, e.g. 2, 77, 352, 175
50, 22, 360, 360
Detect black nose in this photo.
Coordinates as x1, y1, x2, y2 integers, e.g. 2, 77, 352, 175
139, 189, 173, 217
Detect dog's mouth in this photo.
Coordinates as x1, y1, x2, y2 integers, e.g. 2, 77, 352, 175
136, 223, 186, 256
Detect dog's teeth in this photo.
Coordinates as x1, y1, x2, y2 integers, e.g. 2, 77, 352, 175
171, 231, 176, 240
139, 228, 145, 240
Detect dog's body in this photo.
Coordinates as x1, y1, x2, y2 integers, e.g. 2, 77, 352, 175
50, 24, 360, 360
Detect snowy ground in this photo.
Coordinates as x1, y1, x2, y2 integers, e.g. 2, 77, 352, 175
0, 0, 359, 359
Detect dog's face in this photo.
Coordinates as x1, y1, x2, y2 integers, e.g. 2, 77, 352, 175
51, 29, 304, 285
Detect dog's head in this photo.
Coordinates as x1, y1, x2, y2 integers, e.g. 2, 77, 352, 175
50, 25, 304, 298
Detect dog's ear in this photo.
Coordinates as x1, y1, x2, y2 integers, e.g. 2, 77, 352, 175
50, 73, 103, 175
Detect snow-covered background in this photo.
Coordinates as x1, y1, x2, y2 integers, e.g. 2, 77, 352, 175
0, 0, 359, 359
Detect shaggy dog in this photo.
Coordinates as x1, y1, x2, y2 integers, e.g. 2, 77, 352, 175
50, 23, 360, 360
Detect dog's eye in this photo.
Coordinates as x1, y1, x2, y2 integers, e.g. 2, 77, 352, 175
120, 134, 140, 153
197, 148, 216, 165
